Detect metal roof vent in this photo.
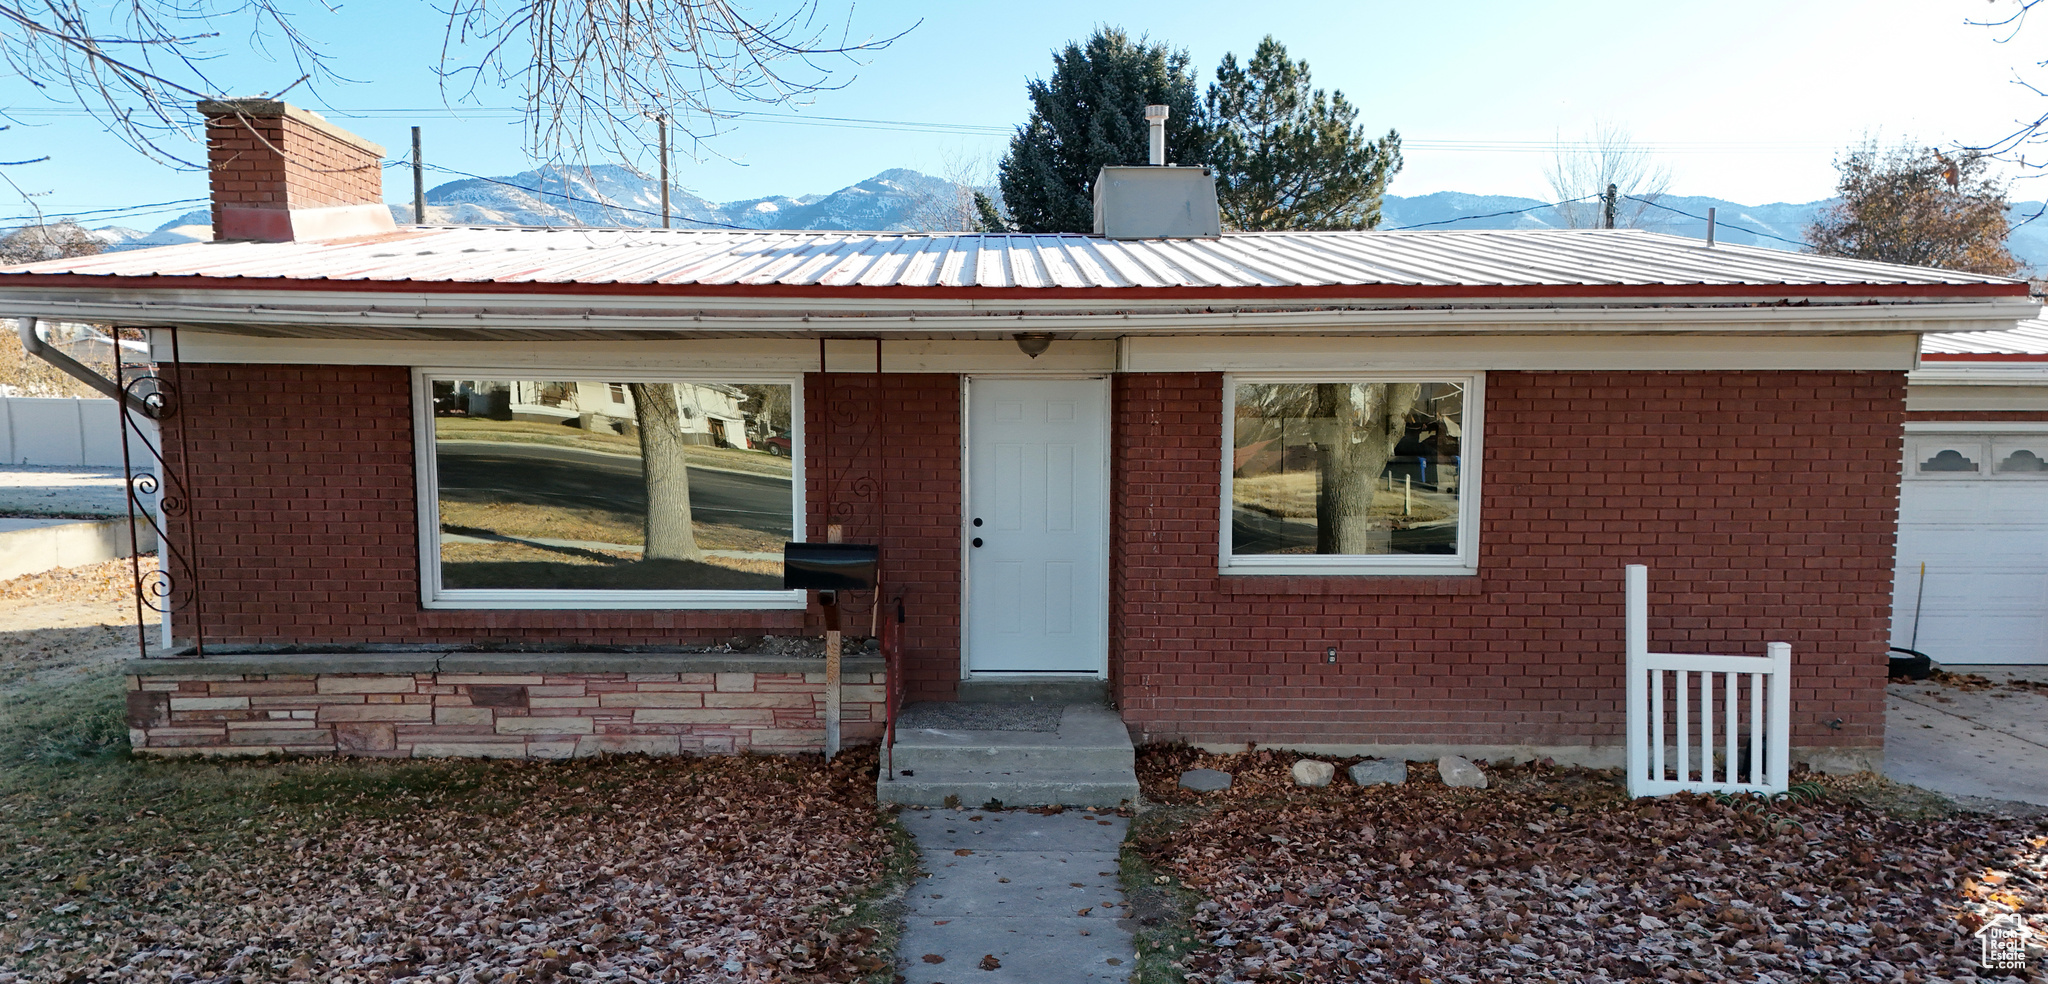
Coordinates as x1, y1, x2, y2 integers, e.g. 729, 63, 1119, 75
1091, 104, 1222, 240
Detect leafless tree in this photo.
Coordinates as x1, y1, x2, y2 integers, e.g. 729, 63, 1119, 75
1544, 122, 1674, 229
0, 1, 911, 173
1965, 0, 2048, 171
904, 148, 999, 232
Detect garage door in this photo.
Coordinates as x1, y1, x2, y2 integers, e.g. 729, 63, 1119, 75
1892, 431, 2048, 665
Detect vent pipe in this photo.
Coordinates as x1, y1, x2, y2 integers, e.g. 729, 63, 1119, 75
1145, 104, 1169, 166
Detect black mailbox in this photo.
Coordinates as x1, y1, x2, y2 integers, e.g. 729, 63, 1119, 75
783, 542, 879, 591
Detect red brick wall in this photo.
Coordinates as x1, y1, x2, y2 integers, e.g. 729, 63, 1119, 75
1112, 370, 1904, 758
804, 373, 963, 702
204, 108, 383, 236
168, 365, 962, 658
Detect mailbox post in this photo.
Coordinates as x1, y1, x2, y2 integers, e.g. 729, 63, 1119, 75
782, 535, 878, 760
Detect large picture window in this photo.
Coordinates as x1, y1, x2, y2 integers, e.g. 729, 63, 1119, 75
1223, 375, 1480, 575
416, 372, 803, 608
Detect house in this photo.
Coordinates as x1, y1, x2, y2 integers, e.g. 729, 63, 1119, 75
0, 100, 2034, 768
1895, 319, 2048, 665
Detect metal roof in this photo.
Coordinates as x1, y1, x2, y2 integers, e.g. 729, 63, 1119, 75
0, 226, 2021, 293
1922, 317, 2048, 355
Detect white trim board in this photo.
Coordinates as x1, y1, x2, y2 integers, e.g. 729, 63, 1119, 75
1122, 334, 1921, 372
1905, 421, 2048, 433
169, 330, 1921, 373
1906, 385, 2048, 413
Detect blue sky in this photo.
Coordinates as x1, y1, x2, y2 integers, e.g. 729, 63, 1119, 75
2, 0, 2043, 228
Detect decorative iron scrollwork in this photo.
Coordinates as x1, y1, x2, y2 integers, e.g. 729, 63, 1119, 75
115, 326, 204, 658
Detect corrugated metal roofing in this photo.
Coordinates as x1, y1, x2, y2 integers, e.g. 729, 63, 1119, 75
1922, 317, 2048, 354
0, 226, 2019, 291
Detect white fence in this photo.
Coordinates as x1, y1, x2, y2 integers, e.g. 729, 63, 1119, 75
0, 396, 156, 467
1625, 564, 1791, 797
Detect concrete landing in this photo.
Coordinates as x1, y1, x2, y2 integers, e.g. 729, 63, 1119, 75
896, 808, 1134, 983
879, 703, 1138, 808
1886, 671, 2048, 810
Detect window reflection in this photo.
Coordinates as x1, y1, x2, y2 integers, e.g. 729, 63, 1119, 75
1231, 382, 1463, 556
430, 379, 794, 591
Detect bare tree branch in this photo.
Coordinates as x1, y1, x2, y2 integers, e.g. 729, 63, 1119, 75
435, 0, 916, 168
1544, 122, 1673, 230
0, 1, 915, 184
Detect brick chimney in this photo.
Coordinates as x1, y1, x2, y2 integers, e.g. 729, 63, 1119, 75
200, 99, 397, 242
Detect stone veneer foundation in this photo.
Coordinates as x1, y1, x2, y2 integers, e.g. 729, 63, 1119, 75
124, 654, 887, 758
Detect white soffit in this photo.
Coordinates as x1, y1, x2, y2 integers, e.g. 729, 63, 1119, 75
1120, 333, 1922, 372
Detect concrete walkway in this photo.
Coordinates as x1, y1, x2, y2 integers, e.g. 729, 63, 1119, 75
1886, 666, 2048, 812
897, 807, 1135, 983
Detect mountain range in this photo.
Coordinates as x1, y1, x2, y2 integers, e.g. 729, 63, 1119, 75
74, 165, 2048, 271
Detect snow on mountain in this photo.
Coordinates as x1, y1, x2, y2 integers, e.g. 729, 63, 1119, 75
43, 168, 2048, 272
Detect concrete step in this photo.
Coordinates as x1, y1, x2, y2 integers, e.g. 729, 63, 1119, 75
876, 767, 1138, 809
956, 677, 1108, 704
878, 702, 1138, 809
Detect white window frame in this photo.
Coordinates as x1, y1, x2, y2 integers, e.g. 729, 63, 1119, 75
1220, 372, 1483, 577
413, 367, 806, 610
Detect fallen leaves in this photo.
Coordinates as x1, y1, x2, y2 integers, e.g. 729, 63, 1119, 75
0, 750, 898, 983
1132, 745, 2048, 984
978, 953, 1001, 970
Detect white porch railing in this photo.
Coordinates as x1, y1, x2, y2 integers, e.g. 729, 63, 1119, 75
1625, 564, 1791, 797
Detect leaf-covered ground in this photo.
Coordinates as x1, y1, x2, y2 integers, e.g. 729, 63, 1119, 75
1132, 745, 2048, 983
0, 672, 903, 984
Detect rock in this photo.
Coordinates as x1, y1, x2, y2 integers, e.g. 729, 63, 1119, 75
1437, 755, 1488, 788
1291, 759, 1335, 787
1179, 768, 1233, 792
1348, 758, 1408, 786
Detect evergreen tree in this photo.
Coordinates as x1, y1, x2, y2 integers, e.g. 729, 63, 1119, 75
1206, 37, 1402, 231
996, 28, 1211, 234
1806, 142, 2022, 276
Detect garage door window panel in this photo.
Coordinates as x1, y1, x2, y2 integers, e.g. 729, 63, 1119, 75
415, 373, 803, 609
1995, 443, 2048, 474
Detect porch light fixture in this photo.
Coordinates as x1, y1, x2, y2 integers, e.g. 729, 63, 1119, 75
1013, 332, 1053, 358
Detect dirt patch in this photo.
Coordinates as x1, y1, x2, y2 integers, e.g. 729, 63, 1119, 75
0, 558, 156, 683
1131, 744, 2047, 983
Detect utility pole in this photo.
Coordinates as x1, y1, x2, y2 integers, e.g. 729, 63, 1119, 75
1602, 182, 1617, 230
411, 127, 425, 225
657, 116, 670, 229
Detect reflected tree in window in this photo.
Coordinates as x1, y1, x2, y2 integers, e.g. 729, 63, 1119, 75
431, 378, 794, 593
1233, 381, 1462, 558
630, 382, 703, 563
1309, 382, 1421, 553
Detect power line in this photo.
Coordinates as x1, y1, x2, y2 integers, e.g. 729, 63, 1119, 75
1620, 195, 1812, 249
1383, 194, 1599, 230
0, 197, 208, 226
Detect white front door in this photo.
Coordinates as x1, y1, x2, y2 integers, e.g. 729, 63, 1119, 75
965, 377, 1110, 675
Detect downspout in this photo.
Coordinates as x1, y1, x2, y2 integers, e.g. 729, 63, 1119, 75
14, 317, 158, 418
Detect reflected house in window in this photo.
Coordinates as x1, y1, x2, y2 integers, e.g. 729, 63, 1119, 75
437, 379, 754, 448
425, 377, 796, 599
